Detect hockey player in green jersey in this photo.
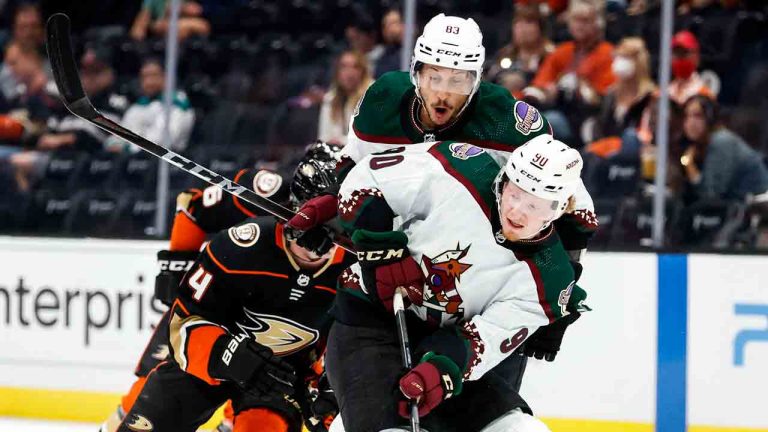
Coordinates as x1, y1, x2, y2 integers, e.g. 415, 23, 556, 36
326, 135, 588, 431
286, 13, 596, 399
289, 13, 597, 260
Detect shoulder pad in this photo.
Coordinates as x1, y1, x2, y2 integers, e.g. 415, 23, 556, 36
206, 217, 279, 270
353, 71, 411, 137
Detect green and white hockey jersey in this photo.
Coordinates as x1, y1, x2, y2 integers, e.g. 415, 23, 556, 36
335, 141, 588, 382
341, 71, 598, 252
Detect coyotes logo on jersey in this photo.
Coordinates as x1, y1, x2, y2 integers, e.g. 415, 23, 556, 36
418, 244, 472, 325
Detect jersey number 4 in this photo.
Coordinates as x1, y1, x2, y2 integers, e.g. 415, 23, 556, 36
188, 266, 213, 301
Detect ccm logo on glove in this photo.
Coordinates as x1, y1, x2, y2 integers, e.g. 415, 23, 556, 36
356, 248, 405, 262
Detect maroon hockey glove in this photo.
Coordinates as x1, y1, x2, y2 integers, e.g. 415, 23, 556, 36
398, 354, 462, 418
286, 194, 338, 255
353, 230, 425, 313
287, 194, 338, 231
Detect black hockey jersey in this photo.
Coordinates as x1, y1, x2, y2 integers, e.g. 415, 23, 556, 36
168, 216, 353, 385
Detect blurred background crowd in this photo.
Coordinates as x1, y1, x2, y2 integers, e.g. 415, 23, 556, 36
0, 0, 766, 251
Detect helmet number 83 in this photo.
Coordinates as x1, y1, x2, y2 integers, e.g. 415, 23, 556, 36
445, 25, 459, 34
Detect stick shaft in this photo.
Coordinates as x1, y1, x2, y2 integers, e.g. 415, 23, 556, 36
394, 289, 420, 432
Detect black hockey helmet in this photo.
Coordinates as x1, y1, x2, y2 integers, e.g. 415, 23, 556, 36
289, 141, 342, 209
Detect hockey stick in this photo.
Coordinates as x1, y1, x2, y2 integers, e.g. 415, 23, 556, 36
45, 13, 353, 252
394, 288, 420, 432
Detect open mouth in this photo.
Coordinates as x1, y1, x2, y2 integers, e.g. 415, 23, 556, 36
507, 217, 524, 229
434, 106, 450, 116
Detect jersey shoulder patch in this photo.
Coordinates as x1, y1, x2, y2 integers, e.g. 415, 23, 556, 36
228, 222, 261, 247
251, 169, 284, 198
465, 82, 551, 149
208, 217, 279, 270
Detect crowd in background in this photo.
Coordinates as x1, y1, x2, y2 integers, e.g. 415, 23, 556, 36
0, 0, 766, 250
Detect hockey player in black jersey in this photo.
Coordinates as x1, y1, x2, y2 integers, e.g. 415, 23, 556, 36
106, 143, 348, 432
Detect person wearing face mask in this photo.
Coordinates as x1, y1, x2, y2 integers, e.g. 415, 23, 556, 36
584, 37, 656, 165
669, 30, 715, 107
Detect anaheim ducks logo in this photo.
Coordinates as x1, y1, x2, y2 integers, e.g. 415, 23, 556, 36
125, 414, 153, 431
236, 309, 319, 355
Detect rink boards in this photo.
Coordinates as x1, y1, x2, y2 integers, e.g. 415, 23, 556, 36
0, 237, 766, 431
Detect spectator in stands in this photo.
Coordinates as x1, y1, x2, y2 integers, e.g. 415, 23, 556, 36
317, 50, 373, 146
265, 84, 325, 159
0, 3, 45, 102
679, 94, 768, 202
129, 0, 211, 42
523, 0, 616, 147
669, 30, 714, 106
487, 4, 554, 99
36, 47, 129, 153
106, 57, 195, 152
5, 46, 128, 192
345, 13, 384, 77
374, 8, 404, 78
586, 37, 656, 160
0, 40, 53, 160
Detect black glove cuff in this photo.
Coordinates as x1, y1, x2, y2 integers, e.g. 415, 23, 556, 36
155, 250, 198, 305
208, 333, 259, 385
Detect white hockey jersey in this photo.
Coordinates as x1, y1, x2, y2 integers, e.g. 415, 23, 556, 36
337, 141, 587, 382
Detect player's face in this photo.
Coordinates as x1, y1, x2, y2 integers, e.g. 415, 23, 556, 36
288, 240, 334, 269
417, 65, 473, 127
499, 181, 557, 241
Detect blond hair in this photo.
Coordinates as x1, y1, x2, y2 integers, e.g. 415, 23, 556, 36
330, 50, 372, 123
615, 37, 656, 96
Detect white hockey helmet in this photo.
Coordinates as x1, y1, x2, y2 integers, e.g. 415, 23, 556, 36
410, 14, 485, 99
497, 134, 583, 220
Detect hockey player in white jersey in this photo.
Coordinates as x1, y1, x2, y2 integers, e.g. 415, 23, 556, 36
325, 135, 589, 431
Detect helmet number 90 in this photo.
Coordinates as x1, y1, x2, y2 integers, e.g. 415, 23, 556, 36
445, 25, 460, 34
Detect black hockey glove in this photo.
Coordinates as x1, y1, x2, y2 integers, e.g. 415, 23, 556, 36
523, 312, 581, 362
285, 224, 335, 256
310, 373, 337, 418
210, 333, 296, 400
154, 250, 198, 305
305, 373, 338, 432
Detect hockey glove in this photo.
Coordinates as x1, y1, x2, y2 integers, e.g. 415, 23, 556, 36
353, 229, 425, 313
154, 250, 198, 305
286, 194, 338, 255
523, 311, 581, 362
398, 353, 463, 418
210, 333, 296, 399
305, 373, 337, 432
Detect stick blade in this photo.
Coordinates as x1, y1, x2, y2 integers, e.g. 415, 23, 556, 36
45, 13, 98, 119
